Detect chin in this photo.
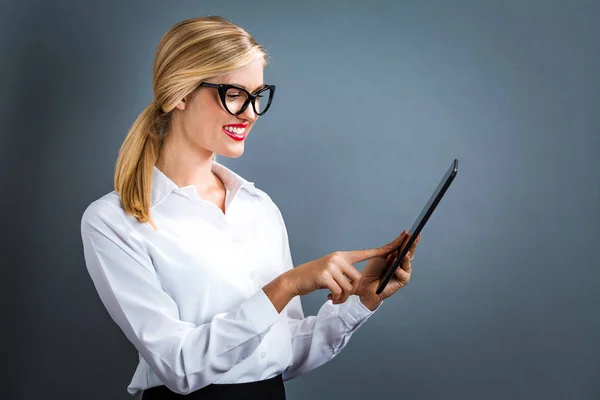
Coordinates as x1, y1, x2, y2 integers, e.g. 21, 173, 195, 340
218, 145, 245, 159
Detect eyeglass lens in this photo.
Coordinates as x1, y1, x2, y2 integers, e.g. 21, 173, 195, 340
224, 86, 272, 115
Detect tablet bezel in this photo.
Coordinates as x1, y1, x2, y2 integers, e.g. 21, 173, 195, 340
375, 159, 458, 295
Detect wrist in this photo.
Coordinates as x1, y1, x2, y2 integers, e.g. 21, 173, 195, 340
278, 271, 298, 300
262, 273, 296, 314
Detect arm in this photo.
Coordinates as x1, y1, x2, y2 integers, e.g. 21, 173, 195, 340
80, 201, 281, 395
268, 206, 383, 382
282, 292, 382, 381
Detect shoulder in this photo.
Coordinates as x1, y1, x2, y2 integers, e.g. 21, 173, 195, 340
246, 183, 281, 212
245, 184, 290, 232
80, 191, 137, 234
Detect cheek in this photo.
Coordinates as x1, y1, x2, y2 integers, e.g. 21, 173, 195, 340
186, 106, 221, 136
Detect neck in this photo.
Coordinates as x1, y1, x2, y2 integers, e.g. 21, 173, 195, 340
155, 131, 220, 193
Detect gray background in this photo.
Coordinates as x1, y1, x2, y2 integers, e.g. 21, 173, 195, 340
2, 0, 599, 399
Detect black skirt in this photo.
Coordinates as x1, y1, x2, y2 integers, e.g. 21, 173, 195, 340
141, 374, 286, 400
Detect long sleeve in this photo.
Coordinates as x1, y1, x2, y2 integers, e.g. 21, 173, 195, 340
80, 201, 281, 395
271, 206, 383, 382
282, 294, 382, 381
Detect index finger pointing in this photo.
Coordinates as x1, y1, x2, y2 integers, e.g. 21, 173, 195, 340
387, 230, 409, 251
341, 231, 409, 264
340, 247, 390, 264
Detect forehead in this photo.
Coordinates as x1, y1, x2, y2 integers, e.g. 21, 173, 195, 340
213, 58, 265, 92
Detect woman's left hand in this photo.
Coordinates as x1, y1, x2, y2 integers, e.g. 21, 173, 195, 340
354, 230, 421, 310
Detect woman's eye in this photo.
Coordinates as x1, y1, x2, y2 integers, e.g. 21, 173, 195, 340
227, 94, 241, 99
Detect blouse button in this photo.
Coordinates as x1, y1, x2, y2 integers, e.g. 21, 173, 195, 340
260, 352, 266, 359
249, 271, 255, 279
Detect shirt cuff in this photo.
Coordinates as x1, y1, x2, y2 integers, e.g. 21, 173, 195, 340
240, 288, 281, 334
336, 295, 383, 328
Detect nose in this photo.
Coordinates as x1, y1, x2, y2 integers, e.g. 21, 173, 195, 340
237, 103, 258, 122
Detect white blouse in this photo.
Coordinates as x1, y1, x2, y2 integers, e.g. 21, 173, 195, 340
80, 161, 382, 396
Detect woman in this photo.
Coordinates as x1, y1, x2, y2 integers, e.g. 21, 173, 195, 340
80, 16, 420, 399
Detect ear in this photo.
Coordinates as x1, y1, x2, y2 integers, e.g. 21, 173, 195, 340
175, 97, 186, 111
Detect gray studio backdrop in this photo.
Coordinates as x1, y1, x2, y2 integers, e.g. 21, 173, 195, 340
2, 1, 599, 399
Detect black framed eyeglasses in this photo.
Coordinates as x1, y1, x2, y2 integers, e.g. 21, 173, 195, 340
198, 82, 276, 116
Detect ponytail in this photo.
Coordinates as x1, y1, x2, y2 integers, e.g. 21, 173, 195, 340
114, 104, 167, 231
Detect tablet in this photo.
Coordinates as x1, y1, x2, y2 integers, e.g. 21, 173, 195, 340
376, 159, 458, 295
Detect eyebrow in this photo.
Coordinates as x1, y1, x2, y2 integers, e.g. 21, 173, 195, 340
230, 83, 266, 93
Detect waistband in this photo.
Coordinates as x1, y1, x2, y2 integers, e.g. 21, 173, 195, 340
141, 373, 285, 400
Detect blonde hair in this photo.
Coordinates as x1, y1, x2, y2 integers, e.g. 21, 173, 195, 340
114, 16, 268, 230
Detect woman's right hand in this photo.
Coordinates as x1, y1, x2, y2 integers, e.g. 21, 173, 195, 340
283, 235, 404, 305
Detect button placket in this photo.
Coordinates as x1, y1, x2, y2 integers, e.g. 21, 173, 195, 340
222, 219, 260, 292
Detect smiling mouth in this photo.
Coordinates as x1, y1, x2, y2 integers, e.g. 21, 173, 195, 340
222, 124, 248, 141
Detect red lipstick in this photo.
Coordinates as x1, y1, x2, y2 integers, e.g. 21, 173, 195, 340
222, 123, 249, 142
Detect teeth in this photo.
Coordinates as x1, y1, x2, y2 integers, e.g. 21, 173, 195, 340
225, 126, 245, 135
